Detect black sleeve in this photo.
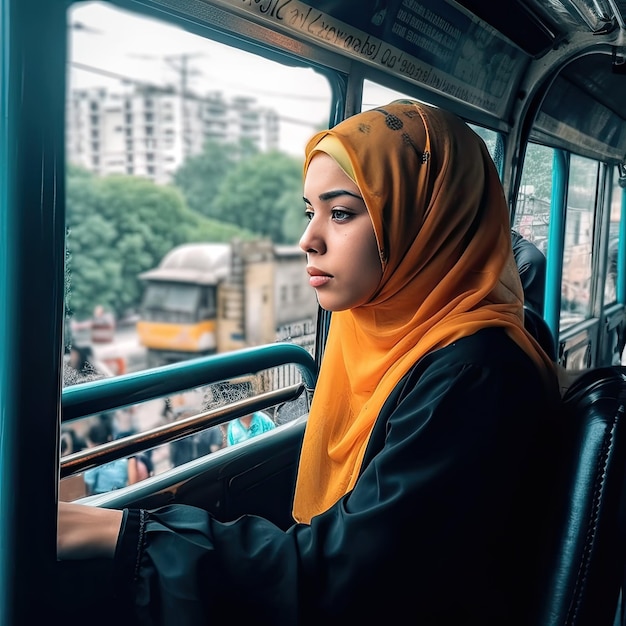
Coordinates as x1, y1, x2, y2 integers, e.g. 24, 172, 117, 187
116, 337, 557, 626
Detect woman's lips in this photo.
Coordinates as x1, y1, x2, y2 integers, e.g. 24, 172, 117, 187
309, 275, 332, 288
307, 267, 332, 288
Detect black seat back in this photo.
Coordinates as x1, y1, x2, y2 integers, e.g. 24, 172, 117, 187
532, 366, 626, 626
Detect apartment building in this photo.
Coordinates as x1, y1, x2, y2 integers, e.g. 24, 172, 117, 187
66, 85, 280, 184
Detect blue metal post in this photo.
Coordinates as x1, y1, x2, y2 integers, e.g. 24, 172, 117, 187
617, 185, 626, 305
0, 1, 67, 623
544, 149, 569, 350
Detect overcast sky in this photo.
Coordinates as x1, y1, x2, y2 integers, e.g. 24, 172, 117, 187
68, 2, 333, 155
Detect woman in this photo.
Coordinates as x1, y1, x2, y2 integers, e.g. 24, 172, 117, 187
57, 101, 561, 625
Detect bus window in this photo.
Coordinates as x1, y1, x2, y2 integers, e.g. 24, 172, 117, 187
141, 283, 201, 324
64, 1, 333, 380
60, 0, 334, 483
513, 142, 553, 255
605, 168, 622, 305
561, 155, 598, 328
468, 125, 501, 169
362, 80, 411, 110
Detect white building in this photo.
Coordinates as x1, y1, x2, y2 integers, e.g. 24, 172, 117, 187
66, 86, 280, 184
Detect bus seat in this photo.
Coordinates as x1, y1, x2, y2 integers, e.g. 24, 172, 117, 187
531, 366, 626, 626
524, 305, 557, 361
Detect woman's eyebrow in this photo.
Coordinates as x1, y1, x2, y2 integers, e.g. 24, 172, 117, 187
303, 189, 363, 205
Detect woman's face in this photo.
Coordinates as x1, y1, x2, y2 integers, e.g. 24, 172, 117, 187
299, 152, 382, 311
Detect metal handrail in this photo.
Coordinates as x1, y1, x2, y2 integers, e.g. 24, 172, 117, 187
62, 342, 318, 422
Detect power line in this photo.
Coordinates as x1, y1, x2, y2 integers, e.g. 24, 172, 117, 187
69, 61, 323, 128
71, 62, 170, 90
70, 61, 329, 102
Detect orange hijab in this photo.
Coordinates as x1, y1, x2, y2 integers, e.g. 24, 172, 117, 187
292, 100, 557, 523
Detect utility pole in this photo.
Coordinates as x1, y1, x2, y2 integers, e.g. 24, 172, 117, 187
164, 53, 204, 159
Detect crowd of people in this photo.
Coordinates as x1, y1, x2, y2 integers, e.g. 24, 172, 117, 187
167, 399, 277, 467
61, 387, 278, 499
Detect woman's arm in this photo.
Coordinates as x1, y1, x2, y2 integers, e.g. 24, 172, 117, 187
57, 501, 124, 560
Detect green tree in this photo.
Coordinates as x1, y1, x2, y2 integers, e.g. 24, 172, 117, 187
520, 143, 553, 203
65, 169, 253, 320
183, 211, 256, 244
280, 187, 308, 244
173, 139, 257, 219
65, 168, 123, 319
213, 150, 304, 242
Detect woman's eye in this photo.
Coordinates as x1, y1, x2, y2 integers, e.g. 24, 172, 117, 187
331, 209, 351, 222
304, 209, 314, 221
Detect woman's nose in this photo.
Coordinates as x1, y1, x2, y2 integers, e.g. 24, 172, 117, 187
299, 219, 325, 255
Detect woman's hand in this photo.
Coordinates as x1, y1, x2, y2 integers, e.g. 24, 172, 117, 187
57, 501, 124, 560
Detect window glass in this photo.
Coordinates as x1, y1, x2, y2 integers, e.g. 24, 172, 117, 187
468, 124, 501, 169
604, 168, 622, 305
561, 155, 598, 328
513, 142, 552, 255
362, 80, 415, 110
61, 1, 332, 495
65, 3, 331, 376
141, 283, 200, 319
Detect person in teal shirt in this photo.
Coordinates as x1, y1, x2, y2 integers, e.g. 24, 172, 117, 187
226, 411, 275, 446
83, 421, 128, 495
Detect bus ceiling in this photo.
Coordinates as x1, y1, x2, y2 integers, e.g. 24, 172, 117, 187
455, 0, 625, 54
452, 0, 626, 161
